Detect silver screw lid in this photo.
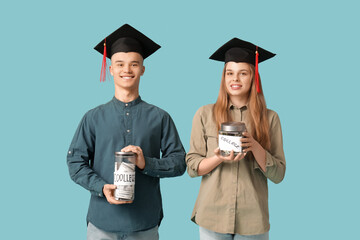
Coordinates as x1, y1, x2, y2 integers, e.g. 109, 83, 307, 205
115, 151, 136, 156
220, 122, 246, 132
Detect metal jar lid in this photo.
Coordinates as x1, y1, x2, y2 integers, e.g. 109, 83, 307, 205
115, 151, 136, 157
220, 122, 246, 132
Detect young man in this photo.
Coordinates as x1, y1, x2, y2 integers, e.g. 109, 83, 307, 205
67, 24, 186, 240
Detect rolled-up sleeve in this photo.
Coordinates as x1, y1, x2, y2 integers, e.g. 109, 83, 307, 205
254, 112, 286, 184
67, 113, 107, 197
186, 108, 207, 178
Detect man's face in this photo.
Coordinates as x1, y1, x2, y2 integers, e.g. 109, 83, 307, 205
109, 52, 145, 92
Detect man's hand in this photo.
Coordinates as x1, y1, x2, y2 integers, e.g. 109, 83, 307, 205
121, 145, 145, 170
103, 184, 133, 204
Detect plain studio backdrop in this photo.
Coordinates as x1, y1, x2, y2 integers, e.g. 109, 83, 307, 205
1, 0, 359, 239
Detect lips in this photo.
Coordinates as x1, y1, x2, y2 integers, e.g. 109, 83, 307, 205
230, 84, 242, 90
121, 76, 134, 80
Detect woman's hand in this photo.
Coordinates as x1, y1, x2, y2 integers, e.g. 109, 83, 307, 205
197, 148, 246, 176
241, 132, 267, 172
214, 147, 246, 162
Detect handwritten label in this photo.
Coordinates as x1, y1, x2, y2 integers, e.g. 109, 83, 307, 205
219, 134, 242, 152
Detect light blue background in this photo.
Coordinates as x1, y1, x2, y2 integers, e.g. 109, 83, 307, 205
1, 0, 359, 239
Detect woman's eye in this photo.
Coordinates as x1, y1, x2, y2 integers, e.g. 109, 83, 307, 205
227, 72, 233, 76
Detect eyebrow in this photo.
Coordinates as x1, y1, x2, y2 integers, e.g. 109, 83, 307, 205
226, 69, 249, 72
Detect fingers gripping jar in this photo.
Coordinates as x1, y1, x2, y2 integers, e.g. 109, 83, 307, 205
114, 152, 136, 201
219, 122, 247, 156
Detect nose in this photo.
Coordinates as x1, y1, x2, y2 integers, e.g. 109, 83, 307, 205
123, 64, 131, 73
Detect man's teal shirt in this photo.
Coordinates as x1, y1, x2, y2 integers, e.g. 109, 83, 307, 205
67, 96, 186, 232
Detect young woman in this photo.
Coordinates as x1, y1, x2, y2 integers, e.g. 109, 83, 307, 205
186, 38, 286, 240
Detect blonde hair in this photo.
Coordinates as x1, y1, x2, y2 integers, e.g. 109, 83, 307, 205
213, 63, 271, 150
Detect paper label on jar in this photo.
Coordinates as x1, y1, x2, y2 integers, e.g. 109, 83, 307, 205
114, 172, 135, 185
114, 162, 135, 186
219, 134, 242, 152
114, 162, 135, 200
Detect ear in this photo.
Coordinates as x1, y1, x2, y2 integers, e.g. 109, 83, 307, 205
141, 66, 145, 76
109, 64, 114, 76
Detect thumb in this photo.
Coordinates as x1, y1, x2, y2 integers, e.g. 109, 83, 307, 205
104, 184, 117, 190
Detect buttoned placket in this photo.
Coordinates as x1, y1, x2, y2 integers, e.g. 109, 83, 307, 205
240, 106, 246, 121
124, 103, 132, 146
236, 106, 250, 232
228, 105, 247, 232
229, 105, 247, 122
228, 159, 239, 232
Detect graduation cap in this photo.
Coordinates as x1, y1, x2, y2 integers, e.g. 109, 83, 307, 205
209, 38, 275, 93
94, 24, 161, 82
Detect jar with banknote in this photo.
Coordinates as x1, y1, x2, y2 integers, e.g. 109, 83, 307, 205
218, 122, 247, 156
114, 152, 136, 201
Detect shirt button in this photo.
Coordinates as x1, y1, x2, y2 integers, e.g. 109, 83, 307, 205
126, 113, 129, 116
125, 104, 128, 107
68, 151, 72, 154
127, 130, 130, 133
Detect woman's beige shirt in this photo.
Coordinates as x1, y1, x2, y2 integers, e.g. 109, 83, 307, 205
186, 104, 286, 235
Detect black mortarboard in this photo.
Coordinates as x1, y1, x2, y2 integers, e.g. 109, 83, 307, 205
209, 38, 275, 63
94, 24, 161, 82
94, 24, 161, 59
209, 38, 276, 93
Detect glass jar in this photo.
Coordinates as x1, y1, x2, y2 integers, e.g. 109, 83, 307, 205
218, 122, 247, 156
114, 152, 136, 201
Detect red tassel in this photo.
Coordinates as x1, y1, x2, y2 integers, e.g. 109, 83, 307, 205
100, 39, 107, 82
255, 46, 260, 93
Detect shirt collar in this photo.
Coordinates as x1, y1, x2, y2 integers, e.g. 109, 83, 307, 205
112, 96, 142, 108
229, 102, 248, 111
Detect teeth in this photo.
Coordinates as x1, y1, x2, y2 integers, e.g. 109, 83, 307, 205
122, 77, 133, 79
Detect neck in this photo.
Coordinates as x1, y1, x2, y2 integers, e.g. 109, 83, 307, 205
229, 95, 248, 108
114, 87, 139, 103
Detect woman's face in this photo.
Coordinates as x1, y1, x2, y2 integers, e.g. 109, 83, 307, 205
224, 62, 252, 99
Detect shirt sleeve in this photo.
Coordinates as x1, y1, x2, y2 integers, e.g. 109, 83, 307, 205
142, 113, 186, 178
66, 113, 107, 197
185, 108, 207, 178
254, 112, 286, 184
